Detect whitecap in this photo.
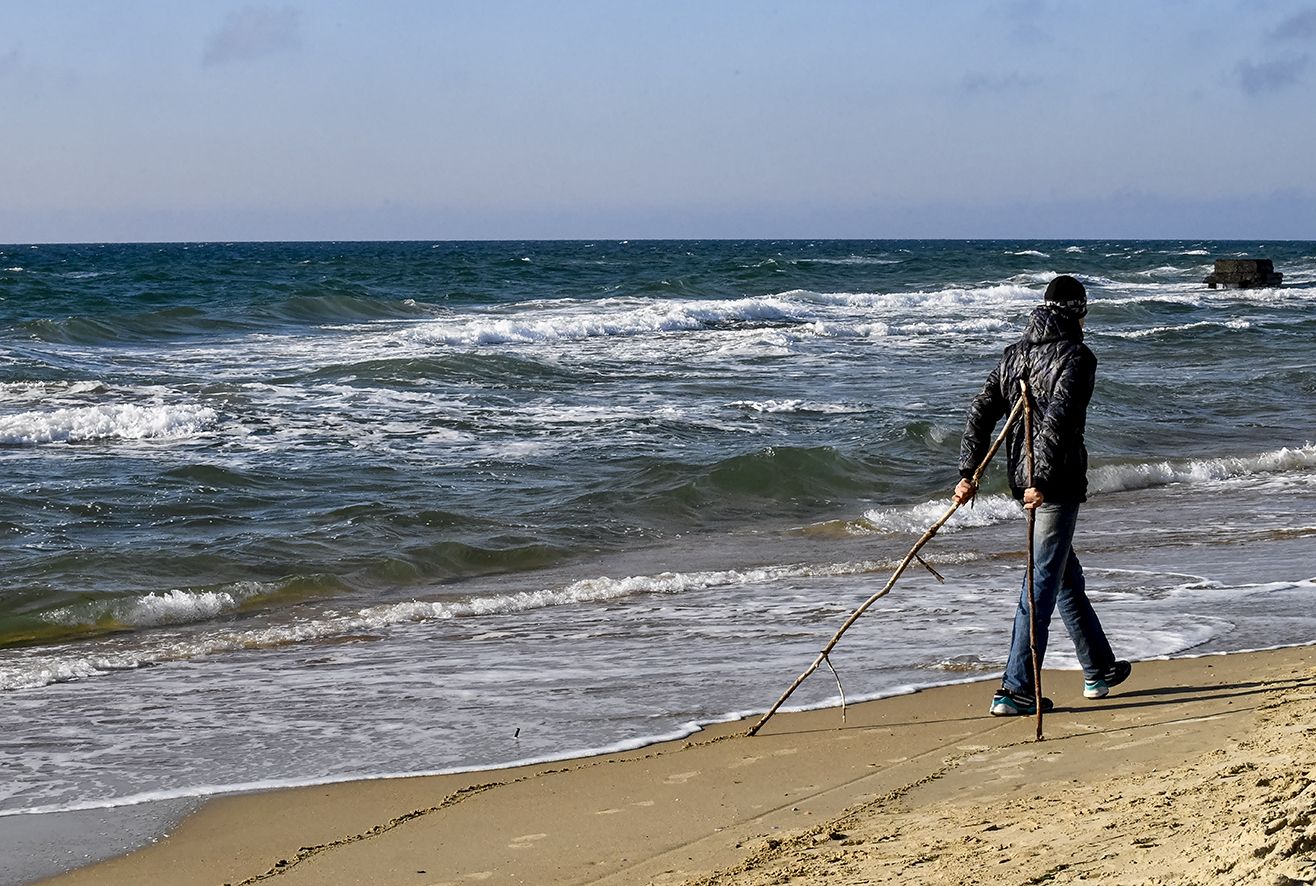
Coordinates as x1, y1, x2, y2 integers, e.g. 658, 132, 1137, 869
727, 399, 869, 415
408, 296, 805, 347
1090, 444, 1316, 494
799, 256, 906, 266
861, 494, 1022, 535
0, 403, 217, 445
40, 582, 273, 630
1, 559, 916, 691
1135, 265, 1190, 277
1106, 318, 1253, 339
405, 285, 1043, 351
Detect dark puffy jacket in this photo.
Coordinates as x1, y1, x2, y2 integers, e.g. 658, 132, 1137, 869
959, 304, 1096, 502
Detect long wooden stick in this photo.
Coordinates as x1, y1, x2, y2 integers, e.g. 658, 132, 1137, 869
746, 395, 1027, 737
1020, 379, 1044, 742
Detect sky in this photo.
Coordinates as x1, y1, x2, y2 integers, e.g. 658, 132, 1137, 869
1, 0, 1314, 241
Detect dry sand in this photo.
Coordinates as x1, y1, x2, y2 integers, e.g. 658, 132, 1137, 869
39, 645, 1316, 886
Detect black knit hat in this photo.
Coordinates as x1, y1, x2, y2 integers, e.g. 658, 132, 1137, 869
1044, 275, 1087, 317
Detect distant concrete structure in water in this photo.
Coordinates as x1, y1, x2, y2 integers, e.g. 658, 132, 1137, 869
1204, 258, 1283, 289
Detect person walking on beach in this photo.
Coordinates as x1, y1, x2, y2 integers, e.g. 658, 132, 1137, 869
953, 275, 1131, 716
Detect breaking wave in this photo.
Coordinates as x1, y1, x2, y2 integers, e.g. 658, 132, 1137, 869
408, 296, 807, 346
0, 403, 218, 445
405, 286, 1042, 349
1090, 444, 1316, 493
861, 494, 1022, 535
1107, 319, 1254, 339
727, 399, 869, 414
0, 559, 899, 691
851, 445, 1316, 537
37, 582, 275, 632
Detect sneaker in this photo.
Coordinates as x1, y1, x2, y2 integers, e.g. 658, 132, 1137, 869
1083, 660, 1132, 699
989, 688, 1055, 717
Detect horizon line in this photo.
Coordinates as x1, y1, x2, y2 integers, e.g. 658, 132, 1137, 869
5, 236, 1314, 247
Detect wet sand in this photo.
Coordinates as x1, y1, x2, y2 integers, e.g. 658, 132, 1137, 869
36, 644, 1316, 886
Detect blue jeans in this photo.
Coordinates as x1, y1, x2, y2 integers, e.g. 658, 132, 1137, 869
1001, 501, 1115, 696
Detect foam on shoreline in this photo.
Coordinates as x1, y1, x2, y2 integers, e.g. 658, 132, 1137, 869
7, 640, 1312, 819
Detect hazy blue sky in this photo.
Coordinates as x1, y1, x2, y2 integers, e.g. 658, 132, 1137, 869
2, 1, 1314, 241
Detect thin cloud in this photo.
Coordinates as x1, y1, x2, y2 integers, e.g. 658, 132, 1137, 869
1002, 0, 1050, 44
1270, 6, 1316, 41
962, 71, 1042, 94
0, 45, 19, 76
1235, 54, 1309, 94
203, 5, 301, 66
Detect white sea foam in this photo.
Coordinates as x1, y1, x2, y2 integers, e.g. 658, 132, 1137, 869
1136, 265, 1190, 277
1093, 292, 1202, 308
892, 318, 1014, 336
791, 284, 1037, 310
0, 403, 217, 445
0, 380, 110, 403
812, 316, 1017, 340
1081, 274, 1168, 292
832, 321, 891, 337
1009, 250, 1050, 258
1090, 444, 1316, 494
41, 582, 273, 630
405, 286, 1041, 351
13, 635, 1316, 817
409, 296, 805, 347
1009, 272, 1060, 284
798, 256, 906, 266
728, 399, 868, 414
1064, 246, 1085, 253
1095, 283, 1316, 310
0, 560, 904, 691
118, 590, 237, 625
1108, 318, 1254, 339
1181, 249, 1211, 255
861, 494, 1022, 535
4, 266, 23, 272
707, 330, 795, 359
854, 445, 1316, 536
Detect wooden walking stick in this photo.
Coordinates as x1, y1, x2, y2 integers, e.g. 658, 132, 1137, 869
1020, 379, 1044, 742
746, 394, 1027, 737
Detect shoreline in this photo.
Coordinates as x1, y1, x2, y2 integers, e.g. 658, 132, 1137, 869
8, 641, 1309, 819
29, 642, 1316, 885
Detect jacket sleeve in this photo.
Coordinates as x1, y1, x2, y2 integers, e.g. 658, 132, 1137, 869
1031, 347, 1096, 494
959, 361, 1007, 480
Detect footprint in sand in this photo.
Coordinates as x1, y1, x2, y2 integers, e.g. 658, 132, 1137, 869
507, 833, 549, 850
729, 755, 763, 770
664, 770, 700, 784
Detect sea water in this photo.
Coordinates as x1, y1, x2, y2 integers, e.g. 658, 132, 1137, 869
1, 240, 1314, 818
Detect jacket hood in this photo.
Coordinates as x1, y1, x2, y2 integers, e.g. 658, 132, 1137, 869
1023, 303, 1084, 345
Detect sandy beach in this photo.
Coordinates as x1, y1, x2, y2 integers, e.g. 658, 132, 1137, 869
32, 644, 1316, 886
